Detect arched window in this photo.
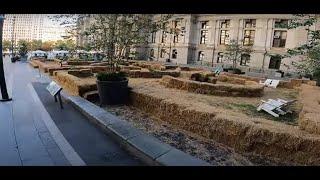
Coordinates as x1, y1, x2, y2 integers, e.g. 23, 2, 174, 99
150, 49, 154, 58
160, 49, 166, 58
217, 52, 223, 63
198, 51, 205, 61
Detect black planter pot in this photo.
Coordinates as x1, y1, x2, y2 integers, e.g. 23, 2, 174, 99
97, 79, 129, 105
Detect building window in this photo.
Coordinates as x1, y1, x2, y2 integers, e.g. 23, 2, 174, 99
161, 31, 167, 43
243, 30, 255, 46
151, 32, 156, 43
221, 20, 230, 28
200, 30, 208, 44
220, 30, 230, 45
269, 56, 282, 69
198, 51, 205, 61
172, 49, 177, 59
173, 34, 179, 43
160, 49, 166, 58
244, 19, 256, 28
172, 20, 179, 43
199, 21, 209, 44
150, 49, 154, 58
272, 30, 287, 48
217, 52, 223, 63
274, 19, 289, 28
240, 54, 250, 66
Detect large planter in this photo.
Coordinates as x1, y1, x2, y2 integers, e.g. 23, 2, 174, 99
96, 78, 129, 105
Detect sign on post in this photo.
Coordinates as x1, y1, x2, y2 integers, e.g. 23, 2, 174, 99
46, 81, 63, 109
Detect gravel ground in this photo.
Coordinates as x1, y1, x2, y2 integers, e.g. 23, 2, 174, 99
102, 104, 289, 166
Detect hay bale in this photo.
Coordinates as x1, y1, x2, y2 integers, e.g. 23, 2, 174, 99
67, 61, 93, 66
278, 80, 294, 89
54, 71, 97, 96
223, 72, 264, 83
28, 60, 39, 68
161, 76, 263, 97
48, 67, 70, 76
217, 75, 246, 85
68, 69, 93, 78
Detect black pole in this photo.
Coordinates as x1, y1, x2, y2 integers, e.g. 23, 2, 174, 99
0, 14, 12, 101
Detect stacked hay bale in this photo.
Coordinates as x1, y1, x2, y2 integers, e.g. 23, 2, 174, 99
222, 72, 264, 83
217, 74, 246, 85
28, 60, 39, 68
67, 60, 93, 66
126, 69, 180, 78
68, 69, 93, 78
161, 75, 264, 97
48, 67, 70, 76
54, 71, 96, 97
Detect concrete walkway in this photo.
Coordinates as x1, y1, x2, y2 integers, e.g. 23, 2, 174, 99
0, 57, 142, 166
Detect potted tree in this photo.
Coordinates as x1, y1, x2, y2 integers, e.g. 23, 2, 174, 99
77, 14, 175, 106
96, 71, 128, 105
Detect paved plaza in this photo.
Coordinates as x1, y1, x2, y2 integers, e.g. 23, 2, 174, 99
0, 57, 142, 166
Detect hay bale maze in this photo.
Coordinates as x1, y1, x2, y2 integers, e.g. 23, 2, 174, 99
127, 78, 320, 165
160, 75, 264, 97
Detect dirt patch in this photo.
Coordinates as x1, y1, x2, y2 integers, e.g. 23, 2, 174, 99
102, 105, 289, 165
298, 84, 320, 135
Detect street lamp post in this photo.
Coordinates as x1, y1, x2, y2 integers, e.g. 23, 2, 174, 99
0, 14, 12, 101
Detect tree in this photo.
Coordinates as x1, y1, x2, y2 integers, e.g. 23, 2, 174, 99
17, 40, 29, 56
40, 41, 54, 51
224, 39, 253, 71
82, 14, 172, 71
2, 40, 11, 51
30, 40, 42, 51
275, 14, 320, 80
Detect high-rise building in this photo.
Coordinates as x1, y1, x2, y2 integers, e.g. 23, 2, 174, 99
3, 14, 45, 42
3, 14, 68, 43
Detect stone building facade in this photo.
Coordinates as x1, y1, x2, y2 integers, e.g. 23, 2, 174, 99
77, 14, 318, 74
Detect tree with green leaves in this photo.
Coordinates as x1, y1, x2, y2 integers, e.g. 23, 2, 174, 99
275, 14, 320, 81
224, 39, 253, 71
40, 41, 55, 51
2, 40, 11, 51
30, 40, 42, 51
17, 40, 30, 57
82, 14, 172, 71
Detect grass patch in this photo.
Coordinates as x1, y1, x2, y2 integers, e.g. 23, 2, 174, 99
224, 103, 298, 125
282, 91, 299, 99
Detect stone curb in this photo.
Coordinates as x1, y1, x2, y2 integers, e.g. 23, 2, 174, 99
62, 94, 211, 166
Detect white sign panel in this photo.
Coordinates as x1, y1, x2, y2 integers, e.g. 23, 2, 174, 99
46, 81, 62, 96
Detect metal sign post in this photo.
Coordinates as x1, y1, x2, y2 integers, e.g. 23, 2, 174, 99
47, 81, 63, 109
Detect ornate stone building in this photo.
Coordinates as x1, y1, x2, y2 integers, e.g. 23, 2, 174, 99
77, 14, 319, 74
